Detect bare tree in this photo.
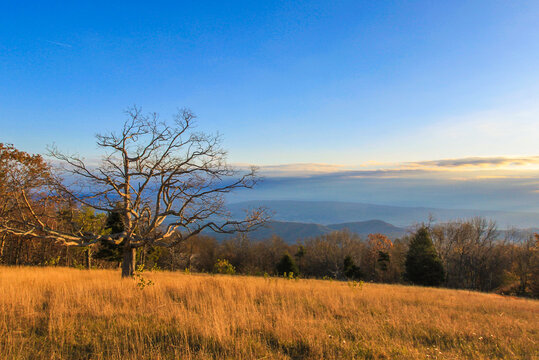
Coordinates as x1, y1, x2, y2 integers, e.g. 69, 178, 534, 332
431, 217, 504, 291
5, 108, 267, 277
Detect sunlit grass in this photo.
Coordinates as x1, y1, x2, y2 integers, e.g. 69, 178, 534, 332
0, 267, 537, 359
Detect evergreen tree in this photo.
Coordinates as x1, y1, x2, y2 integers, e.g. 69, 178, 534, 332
405, 227, 445, 286
104, 209, 124, 234
294, 245, 306, 260
377, 251, 390, 272
94, 209, 124, 263
343, 255, 363, 280
276, 253, 299, 276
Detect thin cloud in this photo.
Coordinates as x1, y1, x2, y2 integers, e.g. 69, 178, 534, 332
239, 163, 347, 177
45, 40, 73, 48
318, 169, 424, 179
248, 156, 539, 182
406, 156, 539, 169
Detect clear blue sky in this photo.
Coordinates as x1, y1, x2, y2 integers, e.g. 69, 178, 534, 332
1, 1, 539, 212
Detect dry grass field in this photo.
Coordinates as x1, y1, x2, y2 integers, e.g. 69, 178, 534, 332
0, 267, 537, 359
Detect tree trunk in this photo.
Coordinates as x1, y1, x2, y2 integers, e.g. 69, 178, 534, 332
121, 247, 136, 278
15, 238, 22, 265
0, 234, 5, 262
86, 248, 92, 270
140, 247, 145, 268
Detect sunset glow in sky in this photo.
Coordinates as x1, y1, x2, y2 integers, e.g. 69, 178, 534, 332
1, 1, 538, 211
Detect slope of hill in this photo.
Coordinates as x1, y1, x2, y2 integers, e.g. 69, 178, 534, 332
3, 267, 537, 359
240, 221, 331, 242
228, 200, 539, 228
328, 220, 407, 239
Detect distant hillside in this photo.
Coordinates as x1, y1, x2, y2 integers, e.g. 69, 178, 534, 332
328, 220, 407, 239
213, 219, 407, 243
228, 200, 539, 228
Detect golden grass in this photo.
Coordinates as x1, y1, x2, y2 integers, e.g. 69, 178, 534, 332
0, 267, 538, 359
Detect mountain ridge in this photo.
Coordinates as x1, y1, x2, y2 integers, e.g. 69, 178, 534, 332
213, 219, 408, 243
228, 200, 539, 228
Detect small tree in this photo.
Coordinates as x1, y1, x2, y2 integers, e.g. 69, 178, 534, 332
276, 253, 299, 276
94, 209, 124, 264
343, 255, 362, 280
377, 251, 390, 272
365, 233, 393, 281
58, 206, 106, 269
405, 227, 445, 286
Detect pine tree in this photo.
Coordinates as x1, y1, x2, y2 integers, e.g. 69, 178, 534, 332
405, 227, 445, 286
94, 209, 124, 263
104, 209, 124, 234
343, 255, 363, 280
276, 253, 299, 276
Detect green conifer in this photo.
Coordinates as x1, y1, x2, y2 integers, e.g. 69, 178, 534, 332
276, 253, 299, 276
405, 227, 445, 286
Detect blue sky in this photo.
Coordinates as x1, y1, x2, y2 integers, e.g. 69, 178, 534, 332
1, 1, 539, 212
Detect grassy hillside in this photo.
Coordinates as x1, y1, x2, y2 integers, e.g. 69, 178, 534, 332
1, 267, 538, 359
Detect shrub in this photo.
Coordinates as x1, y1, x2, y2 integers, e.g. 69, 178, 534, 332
214, 259, 236, 275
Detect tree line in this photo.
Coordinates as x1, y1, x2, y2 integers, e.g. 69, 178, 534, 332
0, 107, 537, 296
1, 201, 537, 297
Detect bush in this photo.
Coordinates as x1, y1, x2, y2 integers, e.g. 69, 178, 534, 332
214, 259, 236, 275
405, 227, 445, 286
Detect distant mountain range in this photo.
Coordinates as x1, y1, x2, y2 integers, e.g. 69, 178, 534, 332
213, 219, 407, 243
227, 200, 539, 229
202, 200, 539, 243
